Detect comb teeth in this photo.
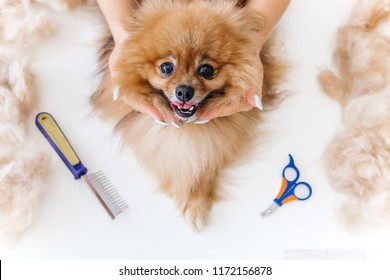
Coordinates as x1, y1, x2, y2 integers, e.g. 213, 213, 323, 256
83, 171, 128, 219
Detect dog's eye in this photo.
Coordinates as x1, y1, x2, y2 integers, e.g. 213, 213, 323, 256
198, 64, 215, 80
160, 62, 175, 77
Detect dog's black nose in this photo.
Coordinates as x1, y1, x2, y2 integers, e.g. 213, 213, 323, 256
175, 85, 194, 102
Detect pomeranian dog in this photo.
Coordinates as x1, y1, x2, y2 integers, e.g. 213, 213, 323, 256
92, 0, 284, 230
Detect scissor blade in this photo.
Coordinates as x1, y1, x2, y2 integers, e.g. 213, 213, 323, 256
261, 202, 279, 217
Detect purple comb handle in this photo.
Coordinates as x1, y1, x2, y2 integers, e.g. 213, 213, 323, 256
35, 112, 87, 179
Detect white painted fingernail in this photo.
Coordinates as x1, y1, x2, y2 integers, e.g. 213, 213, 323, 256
253, 95, 263, 111
113, 85, 120, 101
194, 120, 209, 125
154, 120, 169, 126
169, 121, 181, 128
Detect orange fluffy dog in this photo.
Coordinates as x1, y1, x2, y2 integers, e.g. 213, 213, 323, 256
92, 0, 284, 229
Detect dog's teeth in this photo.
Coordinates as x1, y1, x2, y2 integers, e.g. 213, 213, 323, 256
189, 106, 195, 111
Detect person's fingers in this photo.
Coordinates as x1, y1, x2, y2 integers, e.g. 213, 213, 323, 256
198, 97, 254, 121
109, 45, 181, 127
119, 90, 164, 120
252, 95, 263, 110
151, 93, 181, 127
117, 86, 181, 127
109, 48, 121, 76
197, 85, 264, 121
245, 88, 263, 110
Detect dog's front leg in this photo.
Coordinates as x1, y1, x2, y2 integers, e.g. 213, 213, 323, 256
183, 170, 219, 231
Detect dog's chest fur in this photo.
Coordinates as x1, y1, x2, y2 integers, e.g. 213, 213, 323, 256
116, 110, 260, 191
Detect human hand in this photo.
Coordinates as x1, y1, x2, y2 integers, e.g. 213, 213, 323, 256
197, 54, 264, 121
197, 91, 263, 121
197, 0, 292, 122
109, 35, 179, 127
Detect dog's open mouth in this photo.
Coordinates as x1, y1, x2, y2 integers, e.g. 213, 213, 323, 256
157, 87, 225, 121
171, 102, 199, 118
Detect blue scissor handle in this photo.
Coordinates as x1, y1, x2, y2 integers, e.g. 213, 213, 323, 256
282, 154, 300, 184
292, 181, 312, 200
274, 154, 312, 206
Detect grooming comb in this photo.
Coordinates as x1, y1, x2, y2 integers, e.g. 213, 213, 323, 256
35, 112, 128, 219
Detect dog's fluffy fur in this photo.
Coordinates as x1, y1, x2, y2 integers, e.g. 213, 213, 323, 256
0, 0, 86, 243
319, 0, 390, 228
92, 0, 285, 229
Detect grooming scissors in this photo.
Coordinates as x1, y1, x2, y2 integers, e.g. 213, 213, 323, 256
261, 154, 312, 217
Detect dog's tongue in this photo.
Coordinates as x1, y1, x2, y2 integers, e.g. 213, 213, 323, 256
172, 102, 197, 109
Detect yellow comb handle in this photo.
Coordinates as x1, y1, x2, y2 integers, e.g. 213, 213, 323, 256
36, 112, 87, 179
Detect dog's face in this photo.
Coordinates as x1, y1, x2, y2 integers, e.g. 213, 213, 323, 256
114, 1, 264, 122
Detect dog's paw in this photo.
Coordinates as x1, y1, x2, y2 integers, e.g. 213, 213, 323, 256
183, 198, 211, 231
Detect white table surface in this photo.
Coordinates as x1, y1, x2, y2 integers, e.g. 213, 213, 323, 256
3, 0, 390, 260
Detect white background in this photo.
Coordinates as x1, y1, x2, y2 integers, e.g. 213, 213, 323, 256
3, 0, 390, 260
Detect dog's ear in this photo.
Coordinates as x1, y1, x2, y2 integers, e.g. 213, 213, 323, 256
232, 10, 267, 57
247, 12, 265, 33
241, 11, 267, 39
234, 10, 268, 52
